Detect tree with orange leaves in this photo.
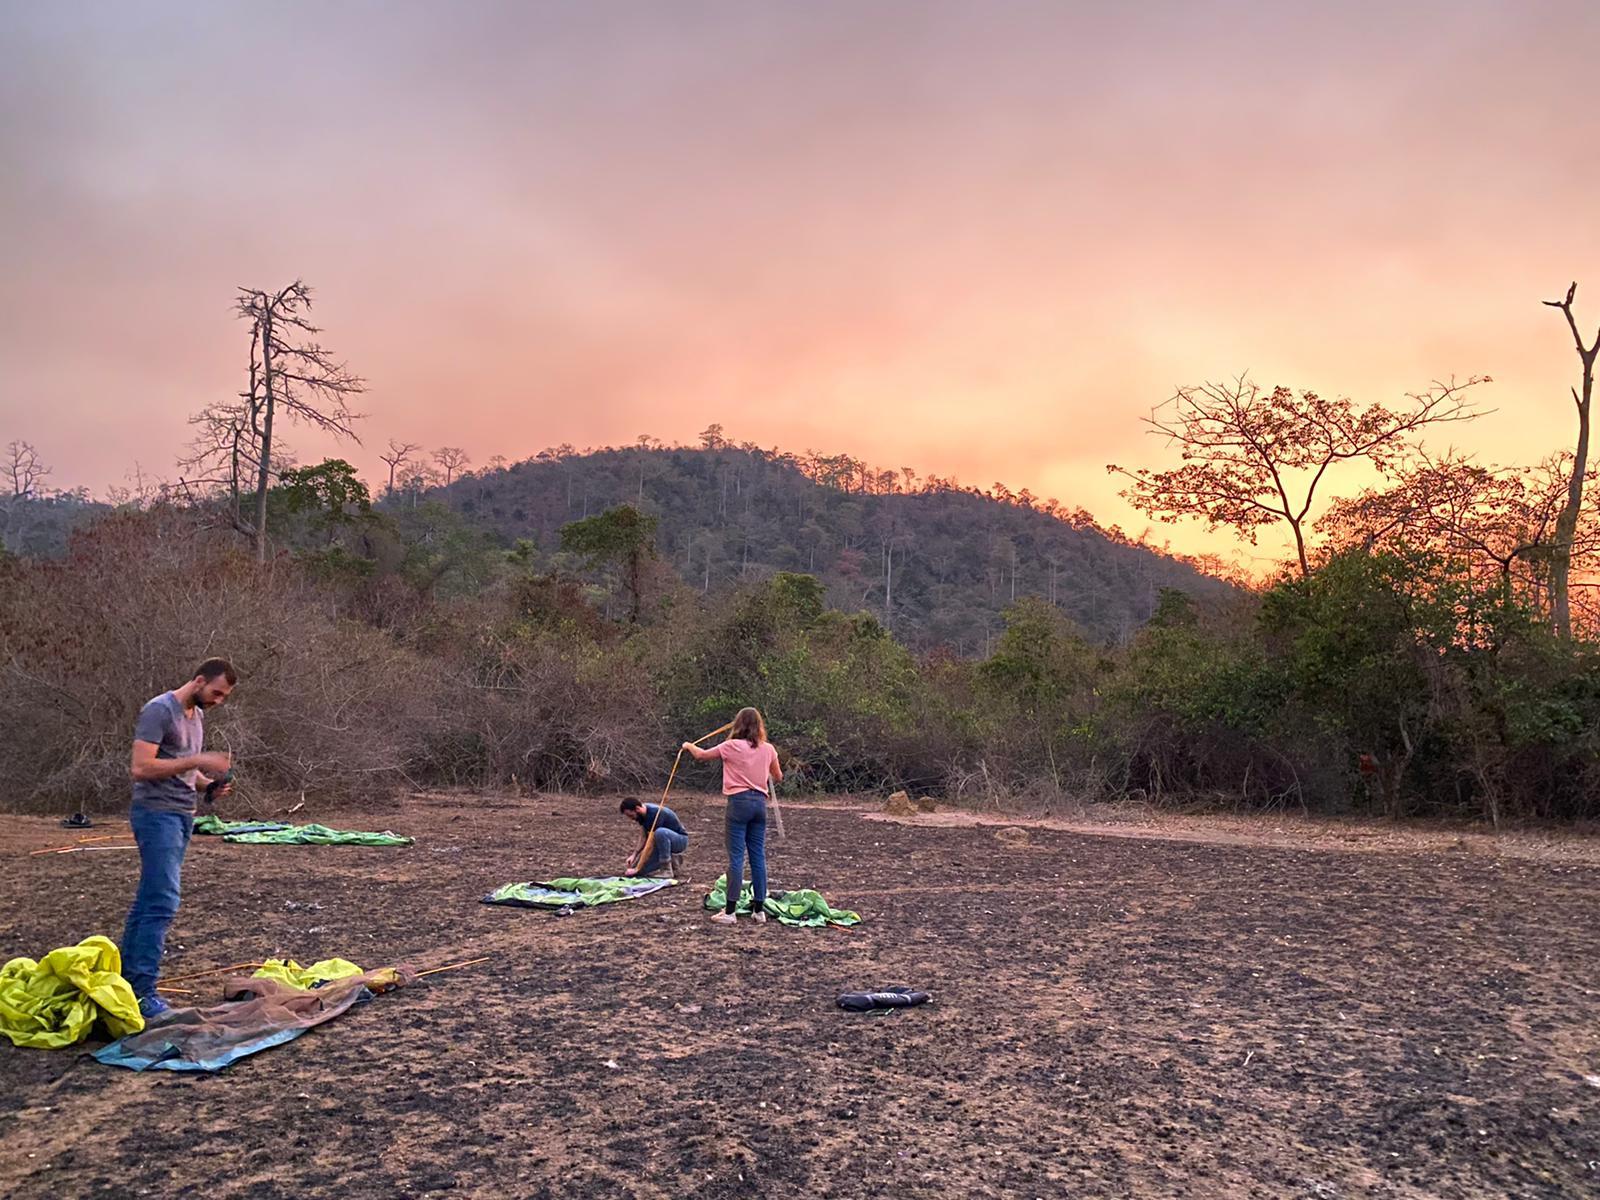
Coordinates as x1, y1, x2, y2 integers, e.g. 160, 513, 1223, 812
1321, 450, 1600, 633
1109, 375, 1486, 577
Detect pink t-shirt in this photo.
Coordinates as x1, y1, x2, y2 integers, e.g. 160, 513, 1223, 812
711, 738, 777, 795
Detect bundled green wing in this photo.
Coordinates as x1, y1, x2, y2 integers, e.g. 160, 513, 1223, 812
194, 814, 412, 846
483, 876, 677, 909
703, 874, 861, 927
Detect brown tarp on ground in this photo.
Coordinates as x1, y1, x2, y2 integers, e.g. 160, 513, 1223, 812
93, 965, 416, 1072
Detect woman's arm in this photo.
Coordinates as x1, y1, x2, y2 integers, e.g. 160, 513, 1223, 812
681, 742, 719, 761
769, 747, 783, 783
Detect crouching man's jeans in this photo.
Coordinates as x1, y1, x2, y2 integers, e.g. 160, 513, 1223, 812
640, 828, 688, 875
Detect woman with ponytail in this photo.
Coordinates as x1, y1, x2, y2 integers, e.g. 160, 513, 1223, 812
682, 707, 782, 926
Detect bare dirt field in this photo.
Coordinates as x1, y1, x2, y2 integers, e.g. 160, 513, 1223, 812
2, 793, 1598, 1199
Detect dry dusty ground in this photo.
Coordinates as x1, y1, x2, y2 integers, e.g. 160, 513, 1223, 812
1, 792, 1598, 1199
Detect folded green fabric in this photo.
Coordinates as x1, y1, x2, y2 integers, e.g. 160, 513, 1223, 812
483, 876, 677, 909
194, 814, 411, 846
0, 935, 144, 1049
703, 874, 862, 927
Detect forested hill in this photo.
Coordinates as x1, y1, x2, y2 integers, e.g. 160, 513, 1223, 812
0, 492, 108, 559
430, 442, 1236, 649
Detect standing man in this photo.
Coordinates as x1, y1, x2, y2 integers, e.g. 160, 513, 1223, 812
121, 658, 237, 1018
619, 796, 689, 879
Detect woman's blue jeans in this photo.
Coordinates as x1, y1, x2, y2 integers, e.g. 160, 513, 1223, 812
724, 789, 768, 914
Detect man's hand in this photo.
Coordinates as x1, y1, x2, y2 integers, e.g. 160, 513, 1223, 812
195, 751, 231, 776
133, 742, 232, 783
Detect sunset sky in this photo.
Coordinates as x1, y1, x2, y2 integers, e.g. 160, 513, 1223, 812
3, 0, 1600, 570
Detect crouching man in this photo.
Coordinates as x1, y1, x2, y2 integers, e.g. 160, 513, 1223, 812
620, 796, 688, 880
121, 658, 238, 1018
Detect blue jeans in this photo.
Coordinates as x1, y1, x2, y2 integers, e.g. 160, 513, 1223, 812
724, 789, 768, 914
120, 807, 193, 997
639, 828, 687, 875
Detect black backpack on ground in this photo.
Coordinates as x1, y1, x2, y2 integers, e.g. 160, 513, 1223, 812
836, 987, 931, 1012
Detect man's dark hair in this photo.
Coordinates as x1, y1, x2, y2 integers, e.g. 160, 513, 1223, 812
195, 658, 238, 686
619, 797, 645, 814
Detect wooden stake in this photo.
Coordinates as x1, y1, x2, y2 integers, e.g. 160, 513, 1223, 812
31, 840, 141, 856
769, 779, 786, 842
415, 955, 491, 979
641, 720, 735, 865
160, 962, 267, 984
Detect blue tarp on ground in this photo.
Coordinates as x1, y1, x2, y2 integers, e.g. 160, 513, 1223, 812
92, 966, 414, 1072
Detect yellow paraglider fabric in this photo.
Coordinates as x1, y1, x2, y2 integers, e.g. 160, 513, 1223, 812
250, 958, 365, 989
0, 935, 144, 1049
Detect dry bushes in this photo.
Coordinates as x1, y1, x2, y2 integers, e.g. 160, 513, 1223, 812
416, 603, 664, 793
0, 510, 672, 814
0, 509, 429, 813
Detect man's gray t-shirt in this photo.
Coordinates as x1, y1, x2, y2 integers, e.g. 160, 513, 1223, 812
131, 692, 203, 814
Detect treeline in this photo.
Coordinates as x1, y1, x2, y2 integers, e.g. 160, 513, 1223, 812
2, 487, 1595, 823
1, 436, 1242, 650
7, 276, 1600, 824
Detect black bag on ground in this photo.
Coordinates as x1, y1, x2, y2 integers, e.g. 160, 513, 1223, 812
836, 987, 931, 1012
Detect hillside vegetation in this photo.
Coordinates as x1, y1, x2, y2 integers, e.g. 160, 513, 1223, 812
431, 441, 1236, 649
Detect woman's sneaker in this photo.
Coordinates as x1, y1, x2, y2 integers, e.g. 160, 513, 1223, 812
137, 993, 172, 1020
709, 911, 737, 926
751, 910, 767, 924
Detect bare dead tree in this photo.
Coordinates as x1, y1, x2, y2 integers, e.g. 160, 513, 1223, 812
0, 442, 54, 553
5, 441, 51, 498
103, 463, 170, 511
180, 405, 300, 527
180, 402, 258, 528
183, 282, 365, 561
432, 446, 471, 487
397, 461, 440, 509
1541, 282, 1599, 639
380, 439, 421, 495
